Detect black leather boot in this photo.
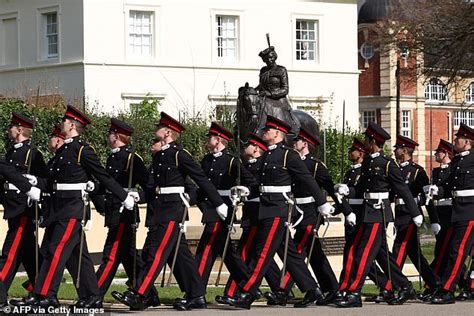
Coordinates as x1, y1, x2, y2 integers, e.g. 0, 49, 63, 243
388, 283, 416, 305
430, 290, 455, 304
456, 288, 473, 301
10, 293, 38, 307
335, 292, 362, 308
221, 292, 255, 309
111, 290, 145, 310
264, 290, 288, 306
294, 288, 324, 308
173, 295, 207, 311
365, 290, 395, 303
316, 290, 338, 305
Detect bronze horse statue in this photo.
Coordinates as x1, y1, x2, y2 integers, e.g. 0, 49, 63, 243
236, 83, 320, 143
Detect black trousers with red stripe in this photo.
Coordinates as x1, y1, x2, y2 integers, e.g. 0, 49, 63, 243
95, 222, 158, 298
134, 222, 204, 298
195, 221, 250, 287
431, 223, 454, 279
367, 223, 439, 290
237, 217, 318, 296
440, 220, 474, 292
34, 219, 99, 298
266, 223, 338, 294
0, 215, 42, 292
340, 222, 410, 293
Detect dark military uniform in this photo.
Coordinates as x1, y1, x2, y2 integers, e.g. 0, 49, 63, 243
368, 159, 439, 290
0, 160, 34, 304
433, 148, 474, 295
34, 134, 128, 300
0, 138, 46, 294
131, 141, 224, 299
195, 148, 256, 287
95, 145, 150, 297
266, 155, 344, 295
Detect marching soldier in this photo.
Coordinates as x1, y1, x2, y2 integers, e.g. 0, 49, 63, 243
112, 112, 228, 311
335, 122, 420, 308
427, 123, 474, 304
94, 118, 160, 309
0, 112, 46, 299
195, 122, 256, 288
11, 105, 136, 309
0, 160, 41, 308
216, 133, 272, 303
220, 116, 332, 309
366, 135, 439, 297
264, 127, 354, 305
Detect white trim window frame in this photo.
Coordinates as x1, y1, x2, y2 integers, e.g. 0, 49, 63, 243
401, 110, 411, 137
425, 78, 448, 102
210, 9, 243, 64
36, 6, 60, 62
453, 110, 474, 128
295, 19, 318, 62
128, 10, 154, 58
466, 82, 474, 104
362, 110, 376, 128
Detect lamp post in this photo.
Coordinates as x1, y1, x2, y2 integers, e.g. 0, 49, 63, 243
395, 41, 409, 135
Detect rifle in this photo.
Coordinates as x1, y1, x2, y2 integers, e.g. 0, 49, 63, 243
280, 195, 295, 287
127, 144, 137, 288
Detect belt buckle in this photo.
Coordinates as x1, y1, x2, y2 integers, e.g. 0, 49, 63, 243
259, 185, 264, 192
3, 182, 8, 190
53, 184, 58, 190
155, 186, 161, 195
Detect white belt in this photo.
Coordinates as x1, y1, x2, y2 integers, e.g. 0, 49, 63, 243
217, 189, 231, 197
364, 192, 389, 200
395, 197, 419, 205
155, 186, 189, 208
4, 183, 19, 191
295, 196, 315, 204
434, 198, 452, 206
452, 189, 474, 198
155, 186, 185, 194
246, 197, 260, 203
54, 183, 87, 191
348, 198, 364, 205
259, 185, 292, 193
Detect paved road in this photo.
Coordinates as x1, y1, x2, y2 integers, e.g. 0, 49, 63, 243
101, 301, 474, 316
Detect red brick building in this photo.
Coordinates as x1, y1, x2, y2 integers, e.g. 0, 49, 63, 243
357, 0, 474, 169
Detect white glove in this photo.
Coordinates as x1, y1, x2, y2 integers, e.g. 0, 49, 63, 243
216, 203, 228, 221
431, 223, 441, 235
412, 214, 423, 227
231, 186, 250, 197
128, 191, 140, 203
422, 185, 431, 194
334, 184, 350, 196
318, 203, 335, 217
424, 185, 439, 196
24, 174, 38, 186
26, 187, 41, 201
85, 181, 95, 192
122, 194, 135, 210
346, 212, 357, 227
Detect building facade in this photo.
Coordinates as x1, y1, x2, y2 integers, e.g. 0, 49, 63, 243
0, 0, 360, 128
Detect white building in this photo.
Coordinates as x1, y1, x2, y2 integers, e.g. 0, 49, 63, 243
0, 0, 359, 128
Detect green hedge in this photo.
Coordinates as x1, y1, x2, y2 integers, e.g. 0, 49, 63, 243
1, 97, 368, 181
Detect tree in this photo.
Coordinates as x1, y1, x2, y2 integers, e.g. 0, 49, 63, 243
377, 0, 474, 86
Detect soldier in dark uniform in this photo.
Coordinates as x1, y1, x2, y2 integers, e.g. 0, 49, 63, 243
194, 122, 256, 288
220, 116, 331, 309
94, 118, 160, 309
264, 127, 354, 305
0, 112, 46, 299
428, 123, 474, 304
112, 112, 228, 311
335, 122, 420, 308
0, 160, 41, 308
11, 105, 135, 309
215, 133, 271, 303
365, 135, 439, 298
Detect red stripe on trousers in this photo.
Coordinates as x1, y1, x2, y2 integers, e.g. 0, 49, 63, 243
198, 222, 221, 277
41, 219, 77, 296
0, 216, 28, 281
434, 226, 454, 274
243, 217, 280, 292
348, 223, 380, 292
443, 221, 474, 291
227, 226, 258, 297
396, 223, 414, 266
339, 224, 365, 290
282, 224, 313, 288
138, 221, 175, 295
98, 223, 125, 287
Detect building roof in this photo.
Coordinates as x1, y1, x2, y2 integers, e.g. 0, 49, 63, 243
358, 0, 399, 24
